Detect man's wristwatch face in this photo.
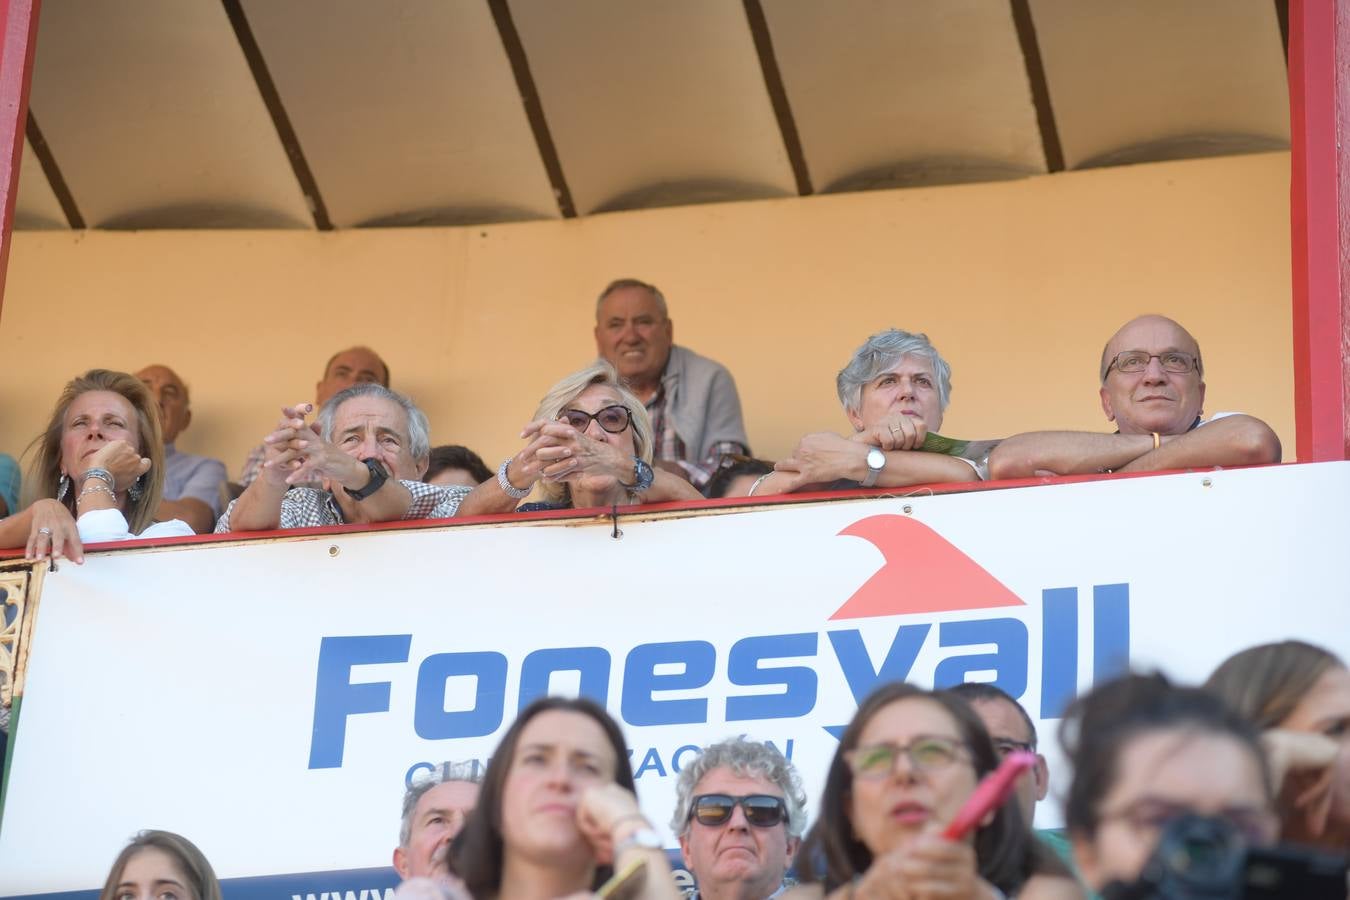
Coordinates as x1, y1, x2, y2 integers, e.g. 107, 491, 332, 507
862, 447, 886, 487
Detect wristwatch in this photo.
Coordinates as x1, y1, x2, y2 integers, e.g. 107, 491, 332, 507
614, 825, 663, 856
861, 447, 886, 487
622, 457, 655, 493
344, 458, 389, 500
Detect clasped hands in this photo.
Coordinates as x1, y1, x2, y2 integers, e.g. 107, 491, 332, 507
774, 415, 928, 489
506, 419, 632, 493
260, 403, 371, 493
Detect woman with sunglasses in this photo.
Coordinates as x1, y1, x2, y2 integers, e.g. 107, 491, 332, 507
496, 362, 700, 511
785, 683, 1079, 900
1059, 672, 1279, 895
450, 696, 681, 900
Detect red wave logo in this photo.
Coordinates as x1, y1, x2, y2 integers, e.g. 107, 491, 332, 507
830, 515, 1024, 620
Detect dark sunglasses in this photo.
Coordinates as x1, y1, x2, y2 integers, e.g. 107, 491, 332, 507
558, 404, 632, 434
689, 793, 788, 828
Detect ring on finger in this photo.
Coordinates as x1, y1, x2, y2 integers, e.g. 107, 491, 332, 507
37, 527, 53, 537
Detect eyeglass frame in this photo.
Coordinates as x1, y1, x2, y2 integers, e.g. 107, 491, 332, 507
844, 734, 971, 780
991, 737, 1036, 758
687, 792, 790, 828
1102, 350, 1202, 380
556, 404, 634, 435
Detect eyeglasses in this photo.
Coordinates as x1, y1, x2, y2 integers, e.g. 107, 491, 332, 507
557, 405, 632, 434
1097, 798, 1276, 846
689, 793, 789, 828
992, 738, 1036, 759
846, 735, 968, 780
1105, 350, 1200, 377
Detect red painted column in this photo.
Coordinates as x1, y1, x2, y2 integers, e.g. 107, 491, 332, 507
1289, 0, 1350, 461
0, 0, 38, 327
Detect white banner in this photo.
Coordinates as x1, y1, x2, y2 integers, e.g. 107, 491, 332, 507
2, 462, 1348, 897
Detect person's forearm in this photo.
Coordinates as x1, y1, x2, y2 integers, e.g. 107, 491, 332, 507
225, 480, 289, 531
647, 468, 701, 502
874, 450, 980, 487
988, 432, 1154, 479
344, 477, 413, 523
1117, 415, 1281, 473
157, 497, 215, 534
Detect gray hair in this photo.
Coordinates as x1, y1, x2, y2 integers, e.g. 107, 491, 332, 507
399, 760, 484, 848
318, 382, 431, 464
669, 738, 808, 839
595, 278, 669, 319
836, 329, 952, 417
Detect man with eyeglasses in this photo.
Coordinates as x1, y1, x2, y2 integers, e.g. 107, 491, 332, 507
989, 315, 1280, 479
669, 738, 807, 900
948, 683, 1100, 896
946, 683, 1049, 827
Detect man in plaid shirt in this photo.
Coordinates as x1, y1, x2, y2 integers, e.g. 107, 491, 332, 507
216, 383, 469, 532
593, 278, 750, 489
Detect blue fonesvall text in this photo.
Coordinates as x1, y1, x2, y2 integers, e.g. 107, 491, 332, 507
308, 584, 1129, 769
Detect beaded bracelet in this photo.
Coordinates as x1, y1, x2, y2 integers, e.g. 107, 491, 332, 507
76, 484, 118, 505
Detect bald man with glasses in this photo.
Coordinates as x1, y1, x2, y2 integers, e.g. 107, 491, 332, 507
989, 315, 1281, 479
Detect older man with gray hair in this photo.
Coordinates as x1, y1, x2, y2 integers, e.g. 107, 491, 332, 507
393, 760, 483, 881
672, 738, 807, 900
748, 328, 982, 496
217, 383, 471, 531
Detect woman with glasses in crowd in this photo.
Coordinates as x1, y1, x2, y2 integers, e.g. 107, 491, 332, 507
98, 830, 222, 900
449, 696, 680, 900
494, 362, 699, 511
785, 683, 1080, 900
1059, 672, 1280, 895
1206, 640, 1350, 852
0, 369, 191, 562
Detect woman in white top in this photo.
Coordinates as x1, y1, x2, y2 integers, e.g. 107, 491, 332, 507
0, 368, 191, 561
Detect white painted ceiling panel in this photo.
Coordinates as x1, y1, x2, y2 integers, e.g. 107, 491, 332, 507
1032, 0, 1290, 169
26, 0, 312, 228
13, 139, 66, 230
241, 0, 559, 227
509, 0, 797, 214
765, 0, 1046, 192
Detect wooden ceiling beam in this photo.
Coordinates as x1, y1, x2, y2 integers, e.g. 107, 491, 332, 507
487, 0, 575, 218
221, 0, 332, 230
1009, 0, 1065, 172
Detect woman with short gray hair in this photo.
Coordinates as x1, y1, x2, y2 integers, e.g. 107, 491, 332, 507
745, 329, 981, 496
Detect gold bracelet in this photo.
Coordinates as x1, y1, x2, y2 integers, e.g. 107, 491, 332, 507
1151, 431, 1161, 450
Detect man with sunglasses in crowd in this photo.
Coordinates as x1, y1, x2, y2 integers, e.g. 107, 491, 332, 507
670, 738, 807, 900
988, 314, 1280, 479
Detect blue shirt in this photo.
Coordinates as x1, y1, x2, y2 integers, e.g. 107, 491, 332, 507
163, 444, 229, 517
0, 453, 19, 517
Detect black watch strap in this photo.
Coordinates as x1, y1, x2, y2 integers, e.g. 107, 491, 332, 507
344, 458, 389, 501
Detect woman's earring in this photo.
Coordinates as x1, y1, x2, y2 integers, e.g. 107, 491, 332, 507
128, 475, 143, 503
56, 473, 70, 501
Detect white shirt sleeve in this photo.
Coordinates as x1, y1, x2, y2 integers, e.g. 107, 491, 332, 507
77, 508, 195, 543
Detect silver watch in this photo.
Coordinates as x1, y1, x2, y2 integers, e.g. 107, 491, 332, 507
861, 447, 886, 487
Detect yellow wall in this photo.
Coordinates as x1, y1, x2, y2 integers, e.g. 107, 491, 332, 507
0, 151, 1293, 479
